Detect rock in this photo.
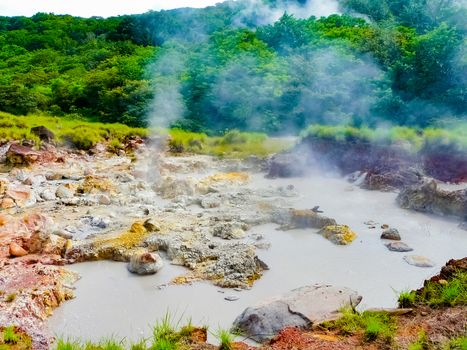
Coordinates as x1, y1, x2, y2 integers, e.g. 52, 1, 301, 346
381, 228, 401, 240
275, 209, 337, 230
200, 196, 221, 209
143, 218, 160, 232
154, 176, 195, 199
225, 295, 240, 301
5, 187, 32, 207
397, 180, 466, 219
1, 197, 15, 209
318, 225, 357, 245
381, 224, 389, 229
97, 194, 111, 205
232, 285, 362, 342
404, 255, 435, 268
9, 242, 28, 257
385, 242, 413, 252
56, 185, 74, 199
31, 126, 55, 143
40, 188, 56, 201
23, 175, 47, 188
266, 152, 306, 178
213, 222, 247, 240
363, 168, 423, 192
6, 143, 42, 165
127, 252, 163, 275
78, 175, 114, 194
0, 178, 9, 195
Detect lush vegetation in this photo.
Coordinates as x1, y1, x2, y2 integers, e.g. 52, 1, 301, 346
301, 124, 467, 152
166, 129, 294, 158
322, 306, 397, 342
398, 271, 467, 308
0, 0, 465, 133
0, 112, 147, 150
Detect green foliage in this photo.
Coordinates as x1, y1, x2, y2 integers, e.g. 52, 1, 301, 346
301, 124, 466, 153
0, 2, 465, 132
398, 289, 416, 308
167, 129, 293, 158
408, 331, 430, 350
0, 326, 32, 350
323, 307, 396, 342
2, 327, 19, 344
444, 336, 467, 350
214, 329, 234, 350
416, 272, 467, 307
0, 112, 148, 150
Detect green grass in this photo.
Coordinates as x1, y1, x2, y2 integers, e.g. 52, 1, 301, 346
0, 326, 32, 350
166, 128, 294, 158
413, 271, 467, 307
408, 331, 430, 350
322, 306, 396, 343
398, 289, 417, 308
213, 329, 234, 350
301, 124, 467, 153
0, 112, 148, 150
444, 336, 467, 350
2, 327, 20, 345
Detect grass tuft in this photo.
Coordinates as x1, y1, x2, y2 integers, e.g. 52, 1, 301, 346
398, 289, 416, 308
408, 331, 430, 350
213, 329, 234, 350
322, 306, 396, 343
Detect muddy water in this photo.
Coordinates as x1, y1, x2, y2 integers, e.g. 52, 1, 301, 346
49, 171, 466, 342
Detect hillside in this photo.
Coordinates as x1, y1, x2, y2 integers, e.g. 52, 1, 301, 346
0, 0, 465, 133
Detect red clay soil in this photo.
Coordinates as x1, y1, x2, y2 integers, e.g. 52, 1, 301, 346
0, 214, 78, 350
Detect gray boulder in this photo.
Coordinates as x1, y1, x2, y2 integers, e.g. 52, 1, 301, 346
232, 284, 362, 342
127, 252, 164, 275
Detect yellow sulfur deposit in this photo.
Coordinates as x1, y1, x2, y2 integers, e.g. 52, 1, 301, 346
198, 172, 250, 187
319, 225, 357, 245
78, 175, 115, 194
93, 222, 148, 250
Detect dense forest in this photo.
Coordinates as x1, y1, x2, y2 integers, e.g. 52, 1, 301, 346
0, 0, 465, 133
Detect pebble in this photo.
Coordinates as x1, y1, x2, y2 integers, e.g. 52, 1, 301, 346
224, 295, 239, 301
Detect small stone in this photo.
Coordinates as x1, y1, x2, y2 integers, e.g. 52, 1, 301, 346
438, 279, 448, 285
381, 228, 401, 240
56, 185, 73, 199
144, 218, 160, 232
364, 220, 377, 226
9, 242, 28, 257
381, 224, 389, 229
40, 189, 56, 201
1, 198, 15, 209
385, 242, 413, 252
225, 295, 239, 301
128, 252, 163, 275
98, 194, 111, 205
420, 311, 428, 316
404, 255, 435, 268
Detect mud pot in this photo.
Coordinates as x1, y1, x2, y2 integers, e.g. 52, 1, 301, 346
44, 149, 466, 343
